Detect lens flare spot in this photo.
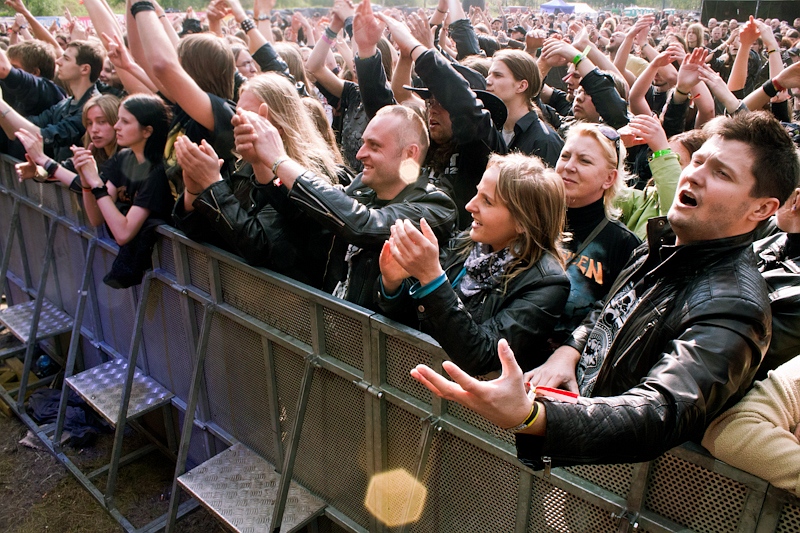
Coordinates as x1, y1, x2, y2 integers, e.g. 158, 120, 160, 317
365, 468, 427, 526
399, 159, 420, 185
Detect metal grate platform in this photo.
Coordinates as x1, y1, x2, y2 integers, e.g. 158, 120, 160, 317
0, 300, 73, 343
177, 442, 325, 533
66, 359, 174, 426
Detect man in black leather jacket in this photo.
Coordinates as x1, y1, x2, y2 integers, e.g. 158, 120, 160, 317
410, 111, 799, 469
233, 104, 457, 311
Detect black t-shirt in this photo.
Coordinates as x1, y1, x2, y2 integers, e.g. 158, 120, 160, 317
550, 199, 641, 345
163, 92, 236, 197
101, 149, 174, 221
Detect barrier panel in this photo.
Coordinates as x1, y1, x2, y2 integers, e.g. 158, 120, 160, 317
1, 153, 798, 533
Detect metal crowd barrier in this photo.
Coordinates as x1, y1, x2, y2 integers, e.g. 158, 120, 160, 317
1, 152, 799, 533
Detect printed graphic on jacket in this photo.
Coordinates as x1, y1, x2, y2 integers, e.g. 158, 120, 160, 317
576, 280, 638, 396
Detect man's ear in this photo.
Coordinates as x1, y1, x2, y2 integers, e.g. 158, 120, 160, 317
404, 143, 421, 163
79, 62, 91, 78
749, 197, 781, 222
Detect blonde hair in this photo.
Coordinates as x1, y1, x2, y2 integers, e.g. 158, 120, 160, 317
273, 42, 310, 89
686, 23, 705, 49
301, 97, 343, 165
242, 73, 340, 182
566, 123, 626, 218
455, 153, 567, 291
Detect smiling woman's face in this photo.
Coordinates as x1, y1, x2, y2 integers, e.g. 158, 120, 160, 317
555, 134, 616, 208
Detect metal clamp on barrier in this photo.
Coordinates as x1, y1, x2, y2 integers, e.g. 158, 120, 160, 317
353, 379, 383, 399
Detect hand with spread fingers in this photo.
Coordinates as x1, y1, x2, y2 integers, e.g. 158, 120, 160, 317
410, 339, 540, 432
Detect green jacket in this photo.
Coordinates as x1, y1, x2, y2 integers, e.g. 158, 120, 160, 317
615, 152, 681, 240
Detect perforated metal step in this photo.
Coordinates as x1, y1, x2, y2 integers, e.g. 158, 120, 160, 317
177, 443, 325, 532
65, 359, 174, 426
0, 300, 73, 343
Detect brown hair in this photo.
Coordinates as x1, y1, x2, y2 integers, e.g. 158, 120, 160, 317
704, 111, 799, 204
67, 40, 105, 82
7, 40, 56, 80
177, 34, 235, 100
454, 153, 567, 290
273, 42, 310, 89
492, 49, 543, 106
301, 97, 343, 165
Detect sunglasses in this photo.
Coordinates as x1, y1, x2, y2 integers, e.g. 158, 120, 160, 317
597, 125, 621, 166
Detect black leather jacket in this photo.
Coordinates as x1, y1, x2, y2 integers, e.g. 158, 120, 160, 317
172, 163, 335, 289
378, 245, 569, 375
288, 171, 457, 310
517, 217, 772, 468
754, 231, 800, 381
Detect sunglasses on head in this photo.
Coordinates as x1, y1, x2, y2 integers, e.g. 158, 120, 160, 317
597, 125, 621, 166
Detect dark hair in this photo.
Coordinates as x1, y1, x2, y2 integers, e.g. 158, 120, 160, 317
120, 94, 172, 164
7, 40, 56, 80
67, 40, 105, 82
477, 34, 500, 57
704, 111, 799, 204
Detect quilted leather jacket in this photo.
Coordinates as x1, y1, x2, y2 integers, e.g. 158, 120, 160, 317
753, 232, 800, 381
377, 246, 569, 376
517, 217, 772, 469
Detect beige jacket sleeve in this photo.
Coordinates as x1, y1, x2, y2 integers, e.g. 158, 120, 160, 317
702, 356, 800, 496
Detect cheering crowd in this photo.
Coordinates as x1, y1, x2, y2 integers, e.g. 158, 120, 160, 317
1, 0, 799, 496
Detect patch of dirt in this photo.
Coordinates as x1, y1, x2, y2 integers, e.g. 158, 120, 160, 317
0, 319, 225, 532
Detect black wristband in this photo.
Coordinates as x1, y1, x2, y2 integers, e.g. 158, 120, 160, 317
130, 1, 155, 17
761, 79, 779, 98
44, 159, 59, 177
91, 185, 110, 201
240, 18, 256, 33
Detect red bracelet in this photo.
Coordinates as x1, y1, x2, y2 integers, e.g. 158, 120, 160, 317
772, 78, 786, 93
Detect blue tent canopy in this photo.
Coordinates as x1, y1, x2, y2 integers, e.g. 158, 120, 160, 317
540, 0, 575, 14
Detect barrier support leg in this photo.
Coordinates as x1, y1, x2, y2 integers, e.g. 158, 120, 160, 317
0, 199, 20, 298
104, 273, 153, 507
270, 358, 316, 532
16, 217, 57, 409
397, 417, 437, 533
164, 303, 214, 533
53, 238, 97, 451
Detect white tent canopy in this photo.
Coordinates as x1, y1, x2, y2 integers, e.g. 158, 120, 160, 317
569, 2, 598, 19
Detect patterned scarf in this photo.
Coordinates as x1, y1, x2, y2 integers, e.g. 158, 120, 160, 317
458, 244, 513, 298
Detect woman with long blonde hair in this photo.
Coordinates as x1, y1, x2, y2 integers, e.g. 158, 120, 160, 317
174, 72, 345, 289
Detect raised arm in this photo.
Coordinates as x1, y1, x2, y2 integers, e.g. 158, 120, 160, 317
5, 0, 61, 56
614, 16, 654, 86
101, 32, 157, 94
129, 0, 216, 130
728, 19, 758, 93
306, 0, 352, 98
629, 47, 680, 116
